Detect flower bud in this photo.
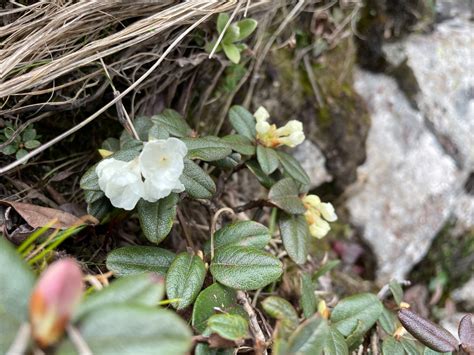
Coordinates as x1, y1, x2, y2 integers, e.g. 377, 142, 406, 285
254, 106, 270, 123
29, 259, 84, 348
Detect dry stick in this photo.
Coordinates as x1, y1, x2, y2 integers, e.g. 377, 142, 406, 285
303, 54, 324, 108
237, 291, 267, 355
99, 57, 139, 140
6, 322, 31, 355
67, 325, 93, 355
210, 207, 235, 260
177, 208, 195, 250
0, 6, 215, 175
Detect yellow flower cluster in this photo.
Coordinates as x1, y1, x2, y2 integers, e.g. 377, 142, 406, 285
302, 195, 337, 239
254, 106, 305, 148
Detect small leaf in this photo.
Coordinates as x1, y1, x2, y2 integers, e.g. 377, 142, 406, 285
459, 314, 474, 354
102, 137, 120, 152
397, 308, 458, 353
106, 246, 175, 277
389, 279, 404, 306
22, 128, 37, 141
423, 347, 451, 355
279, 213, 309, 265
246, 159, 275, 189
313, 260, 340, 282
212, 152, 241, 170
382, 337, 405, 355
137, 194, 178, 244
400, 338, 424, 355
300, 272, 317, 319
210, 246, 283, 290
331, 293, 383, 338
221, 134, 255, 155
56, 305, 192, 355
228, 105, 256, 140
80, 164, 100, 191
149, 123, 171, 140
287, 315, 348, 355
378, 307, 398, 335
236, 19, 257, 41
257, 145, 280, 175
16, 148, 28, 160
24, 140, 41, 149
182, 136, 232, 162
222, 23, 240, 44
181, 159, 216, 199
2, 144, 17, 155
192, 283, 246, 333
268, 178, 306, 214
166, 252, 206, 310
208, 314, 248, 341
217, 13, 230, 34
87, 196, 111, 219
277, 151, 311, 186
222, 43, 241, 64
151, 109, 192, 137
74, 273, 165, 321
262, 296, 299, 337
204, 220, 270, 256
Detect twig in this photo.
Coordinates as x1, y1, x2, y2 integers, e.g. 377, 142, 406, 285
209, 1, 243, 59
303, 54, 324, 108
177, 208, 195, 250
67, 325, 93, 355
377, 280, 411, 300
233, 199, 272, 213
6, 322, 31, 355
237, 291, 267, 355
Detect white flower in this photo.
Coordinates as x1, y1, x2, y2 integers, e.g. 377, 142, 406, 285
96, 158, 144, 210
139, 138, 188, 202
302, 194, 337, 239
253, 106, 305, 148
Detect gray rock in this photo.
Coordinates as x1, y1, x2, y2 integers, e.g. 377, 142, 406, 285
452, 277, 474, 309
348, 70, 461, 283
293, 140, 332, 188
436, 0, 473, 21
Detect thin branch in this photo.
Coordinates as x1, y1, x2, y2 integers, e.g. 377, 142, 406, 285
67, 325, 93, 355
210, 207, 235, 259
6, 322, 31, 355
237, 291, 267, 355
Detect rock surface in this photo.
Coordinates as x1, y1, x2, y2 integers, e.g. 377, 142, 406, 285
293, 140, 332, 188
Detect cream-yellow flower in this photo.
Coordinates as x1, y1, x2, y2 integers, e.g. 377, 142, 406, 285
303, 194, 337, 238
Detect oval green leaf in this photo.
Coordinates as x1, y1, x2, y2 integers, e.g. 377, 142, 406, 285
277, 150, 311, 186
166, 252, 206, 310
221, 134, 256, 155
279, 213, 310, 265
268, 178, 306, 214
228, 105, 256, 140
257, 145, 280, 175
182, 136, 232, 162
137, 194, 178, 244
208, 314, 248, 341
151, 109, 192, 137
210, 246, 283, 290
181, 159, 216, 199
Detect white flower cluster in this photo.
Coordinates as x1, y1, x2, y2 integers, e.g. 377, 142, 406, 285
302, 195, 337, 239
254, 106, 305, 148
96, 138, 187, 210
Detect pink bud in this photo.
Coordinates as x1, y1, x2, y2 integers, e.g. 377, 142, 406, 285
29, 258, 84, 347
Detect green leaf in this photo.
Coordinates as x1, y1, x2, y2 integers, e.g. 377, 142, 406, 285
0, 238, 35, 354
287, 316, 348, 355
277, 151, 311, 186
378, 307, 398, 335
330, 293, 383, 338
2, 144, 17, 155
84, 187, 104, 204
80, 164, 100, 191
166, 252, 206, 310
212, 152, 241, 170
87, 196, 111, 220
228, 105, 256, 140
236, 19, 257, 41
400, 338, 424, 355
149, 123, 171, 140
195, 328, 234, 355
423, 347, 451, 355
15, 148, 28, 160
151, 109, 192, 137
22, 128, 36, 141
300, 272, 317, 319
268, 178, 306, 214
382, 337, 405, 355
101, 137, 120, 152
192, 283, 246, 333
106, 246, 175, 277
210, 246, 282, 290
3, 127, 14, 139
217, 13, 230, 34
389, 279, 404, 306
57, 305, 192, 355
181, 159, 216, 199
208, 314, 248, 341
246, 159, 275, 189
24, 139, 41, 149
279, 213, 309, 264
182, 136, 232, 162
223, 23, 240, 44
74, 273, 165, 321
221, 134, 255, 155
312, 260, 340, 282
137, 194, 178, 244
222, 43, 241, 64
257, 145, 280, 175
204, 221, 270, 256
262, 296, 299, 336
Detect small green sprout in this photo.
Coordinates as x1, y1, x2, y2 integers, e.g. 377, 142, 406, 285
207, 13, 257, 64
1, 122, 41, 160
